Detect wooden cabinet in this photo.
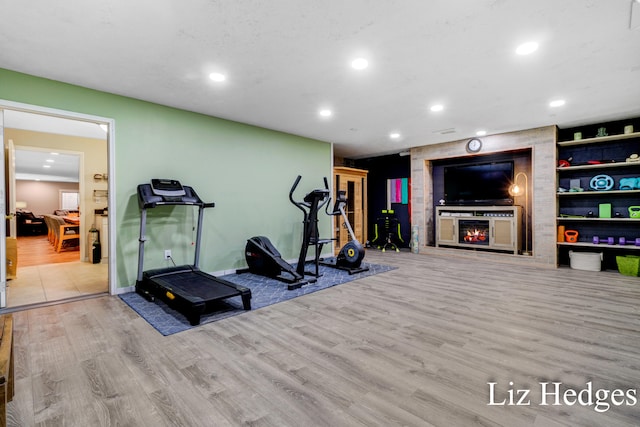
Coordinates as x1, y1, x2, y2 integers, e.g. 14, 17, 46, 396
493, 217, 517, 250
437, 217, 456, 244
333, 167, 368, 254
435, 206, 522, 254
556, 120, 640, 268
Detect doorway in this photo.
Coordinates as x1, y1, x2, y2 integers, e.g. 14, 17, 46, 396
1, 103, 115, 309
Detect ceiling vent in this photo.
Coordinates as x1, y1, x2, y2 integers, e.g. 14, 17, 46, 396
433, 128, 457, 135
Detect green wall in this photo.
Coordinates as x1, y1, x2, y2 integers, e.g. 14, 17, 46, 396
0, 68, 332, 288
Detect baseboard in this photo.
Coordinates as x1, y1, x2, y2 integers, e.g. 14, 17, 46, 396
115, 285, 135, 295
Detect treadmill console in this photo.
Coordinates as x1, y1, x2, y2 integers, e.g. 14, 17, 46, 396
138, 180, 207, 209
151, 179, 186, 197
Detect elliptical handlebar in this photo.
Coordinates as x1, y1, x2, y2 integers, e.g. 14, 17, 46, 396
289, 175, 309, 213
290, 175, 302, 196
289, 175, 330, 214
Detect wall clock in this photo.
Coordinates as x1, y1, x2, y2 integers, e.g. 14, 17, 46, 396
466, 138, 482, 153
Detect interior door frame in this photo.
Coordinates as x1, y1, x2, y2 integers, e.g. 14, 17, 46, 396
0, 110, 6, 306
0, 99, 116, 300
13, 145, 86, 260
6, 139, 16, 238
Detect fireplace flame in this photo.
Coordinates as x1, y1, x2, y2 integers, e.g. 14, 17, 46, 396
463, 228, 487, 242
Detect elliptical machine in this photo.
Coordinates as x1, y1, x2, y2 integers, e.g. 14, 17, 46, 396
243, 175, 329, 290
289, 175, 332, 278
290, 175, 368, 276
243, 236, 308, 289
319, 190, 368, 274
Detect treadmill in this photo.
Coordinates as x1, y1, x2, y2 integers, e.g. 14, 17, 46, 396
136, 179, 251, 325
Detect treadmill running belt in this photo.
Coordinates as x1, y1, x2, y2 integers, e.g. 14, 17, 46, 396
139, 268, 251, 325
151, 270, 242, 302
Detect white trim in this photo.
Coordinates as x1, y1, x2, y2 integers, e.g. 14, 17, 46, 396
115, 286, 134, 295
0, 110, 6, 307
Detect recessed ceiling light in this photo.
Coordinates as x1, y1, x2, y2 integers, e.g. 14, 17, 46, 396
209, 72, 226, 82
50, 152, 59, 155
549, 99, 566, 107
516, 41, 539, 55
351, 58, 369, 70
319, 109, 333, 117
389, 132, 401, 139
42, 165, 51, 168
476, 130, 487, 136
45, 159, 54, 163
430, 104, 444, 112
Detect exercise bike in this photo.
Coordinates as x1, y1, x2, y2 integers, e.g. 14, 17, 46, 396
319, 190, 368, 274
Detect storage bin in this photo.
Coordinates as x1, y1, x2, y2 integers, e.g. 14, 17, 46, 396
616, 255, 640, 277
569, 251, 602, 271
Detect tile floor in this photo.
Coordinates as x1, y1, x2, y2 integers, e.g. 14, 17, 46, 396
7, 261, 108, 308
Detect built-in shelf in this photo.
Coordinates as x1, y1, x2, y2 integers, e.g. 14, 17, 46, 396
557, 189, 640, 196
557, 162, 640, 172
556, 120, 640, 270
557, 217, 640, 223
557, 131, 640, 146
558, 241, 640, 250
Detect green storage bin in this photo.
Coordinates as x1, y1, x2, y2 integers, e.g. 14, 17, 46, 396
616, 255, 640, 277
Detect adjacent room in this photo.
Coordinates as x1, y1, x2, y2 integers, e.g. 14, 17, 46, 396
5, 113, 109, 308
0, 1, 639, 426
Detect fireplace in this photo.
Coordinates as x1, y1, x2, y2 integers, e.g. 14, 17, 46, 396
458, 219, 490, 245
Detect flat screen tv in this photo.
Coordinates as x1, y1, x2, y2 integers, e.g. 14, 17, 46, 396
444, 161, 514, 205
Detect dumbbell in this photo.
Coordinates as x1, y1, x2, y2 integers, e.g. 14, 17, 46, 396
593, 236, 615, 245
618, 237, 640, 246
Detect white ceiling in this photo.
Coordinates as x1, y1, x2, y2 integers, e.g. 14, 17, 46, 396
2, 1, 640, 159
14, 148, 80, 183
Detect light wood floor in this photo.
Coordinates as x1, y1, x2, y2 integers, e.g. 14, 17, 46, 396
17, 235, 79, 268
6, 250, 640, 426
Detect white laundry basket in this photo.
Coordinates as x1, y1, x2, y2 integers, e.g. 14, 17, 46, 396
569, 251, 603, 271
